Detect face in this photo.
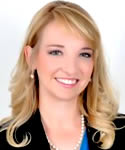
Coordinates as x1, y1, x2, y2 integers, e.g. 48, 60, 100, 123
32, 20, 94, 101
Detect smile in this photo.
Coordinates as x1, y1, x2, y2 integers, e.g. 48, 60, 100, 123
55, 78, 79, 87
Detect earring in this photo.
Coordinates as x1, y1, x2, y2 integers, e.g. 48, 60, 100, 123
30, 70, 34, 79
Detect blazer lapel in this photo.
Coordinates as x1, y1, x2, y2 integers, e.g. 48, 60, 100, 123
86, 126, 101, 150
23, 109, 51, 150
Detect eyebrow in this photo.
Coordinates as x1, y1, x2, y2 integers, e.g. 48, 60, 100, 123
46, 44, 93, 51
47, 44, 64, 48
81, 47, 94, 51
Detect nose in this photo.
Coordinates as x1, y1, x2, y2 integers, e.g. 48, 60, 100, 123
61, 57, 77, 76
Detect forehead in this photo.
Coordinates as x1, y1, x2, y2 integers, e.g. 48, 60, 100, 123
37, 20, 91, 47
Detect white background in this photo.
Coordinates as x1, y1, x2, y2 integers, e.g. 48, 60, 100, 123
0, 0, 125, 119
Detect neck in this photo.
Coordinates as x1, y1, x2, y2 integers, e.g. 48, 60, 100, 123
39, 92, 81, 129
38, 91, 85, 150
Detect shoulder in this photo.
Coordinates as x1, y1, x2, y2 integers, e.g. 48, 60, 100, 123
113, 113, 125, 137
0, 110, 45, 150
86, 114, 125, 149
113, 113, 125, 128
0, 121, 32, 150
0, 127, 10, 149
0, 118, 30, 150
111, 114, 125, 149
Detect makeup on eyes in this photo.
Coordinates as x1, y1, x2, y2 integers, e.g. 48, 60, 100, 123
46, 44, 94, 58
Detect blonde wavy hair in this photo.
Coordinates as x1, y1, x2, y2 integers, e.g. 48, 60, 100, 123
0, 0, 119, 149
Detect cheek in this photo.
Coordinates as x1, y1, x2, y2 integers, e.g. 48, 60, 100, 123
88, 63, 94, 74
80, 60, 94, 76
36, 53, 58, 77
36, 57, 50, 74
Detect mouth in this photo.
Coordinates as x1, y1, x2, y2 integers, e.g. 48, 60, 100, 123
55, 77, 79, 88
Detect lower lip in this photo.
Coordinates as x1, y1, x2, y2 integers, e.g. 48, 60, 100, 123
55, 79, 78, 88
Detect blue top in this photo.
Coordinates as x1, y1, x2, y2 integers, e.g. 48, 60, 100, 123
80, 128, 89, 150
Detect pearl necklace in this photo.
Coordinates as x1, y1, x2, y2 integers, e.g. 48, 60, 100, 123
46, 114, 85, 150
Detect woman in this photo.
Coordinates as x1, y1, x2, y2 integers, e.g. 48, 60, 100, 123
0, 1, 125, 150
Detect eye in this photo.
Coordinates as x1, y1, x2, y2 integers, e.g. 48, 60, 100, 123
79, 52, 92, 58
48, 50, 62, 56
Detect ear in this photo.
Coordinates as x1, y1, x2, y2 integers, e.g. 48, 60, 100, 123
24, 45, 33, 67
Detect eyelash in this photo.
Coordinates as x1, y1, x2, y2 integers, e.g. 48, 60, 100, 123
48, 50, 62, 56
48, 50, 92, 58
79, 53, 92, 58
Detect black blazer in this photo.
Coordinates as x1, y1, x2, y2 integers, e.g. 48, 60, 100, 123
0, 110, 125, 150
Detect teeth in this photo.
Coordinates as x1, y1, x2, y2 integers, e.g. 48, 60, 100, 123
56, 78, 77, 84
